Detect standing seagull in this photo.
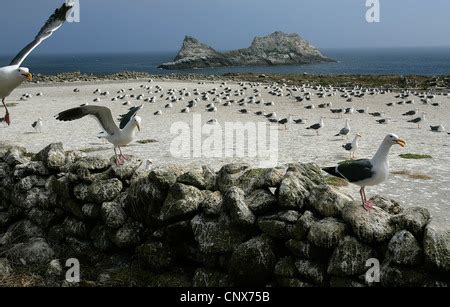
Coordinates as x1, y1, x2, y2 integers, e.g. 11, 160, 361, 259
342, 133, 362, 159
323, 134, 406, 211
55, 105, 143, 165
32, 118, 43, 133
0, 3, 74, 125
408, 112, 427, 129
335, 119, 351, 138
307, 117, 325, 135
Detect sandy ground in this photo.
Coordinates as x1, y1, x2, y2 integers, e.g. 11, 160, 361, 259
1, 78, 449, 227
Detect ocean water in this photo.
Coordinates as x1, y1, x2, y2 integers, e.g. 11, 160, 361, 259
1, 47, 450, 76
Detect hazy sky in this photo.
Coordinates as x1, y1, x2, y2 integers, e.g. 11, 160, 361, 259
1, 0, 450, 56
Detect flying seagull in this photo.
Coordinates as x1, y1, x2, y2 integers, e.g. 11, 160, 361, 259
0, 2, 74, 125
55, 105, 143, 165
323, 134, 406, 211
342, 133, 362, 159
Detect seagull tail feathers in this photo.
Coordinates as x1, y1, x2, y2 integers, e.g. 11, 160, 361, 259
322, 167, 344, 179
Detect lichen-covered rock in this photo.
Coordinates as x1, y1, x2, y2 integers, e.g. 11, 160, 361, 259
286, 240, 329, 260
309, 185, 352, 217
191, 214, 249, 253
125, 175, 166, 224
111, 222, 143, 248
369, 195, 403, 215
63, 217, 89, 239
148, 166, 187, 191
277, 278, 315, 287
13, 161, 49, 178
90, 225, 112, 251
216, 163, 251, 193
330, 277, 366, 287
423, 225, 450, 273
0, 258, 12, 278
27, 208, 56, 229
193, 268, 232, 287
4, 146, 29, 166
47, 259, 63, 276
177, 169, 207, 190
391, 207, 431, 236
199, 191, 223, 217
137, 241, 175, 271
82, 203, 101, 219
308, 218, 348, 249
327, 236, 376, 276
277, 173, 310, 210
159, 183, 204, 222
16, 175, 46, 191
342, 202, 395, 244
380, 265, 436, 287
88, 179, 123, 204
0, 220, 44, 245
258, 211, 300, 240
12, 186, 49, 209
48, 225, 65, 243
7, 238, 55, 265
275, 257, 298, 278
246, 189, 277, 214
295, 259, 328, 286
36, 143, 66, 170
224, 186, 255, 227
111, 156, 142, 180
229, 236, 276, 286
385, 231, 423, 266
292, 211, 318, 240
101, 201, 127, 229
65, 236, 95, 256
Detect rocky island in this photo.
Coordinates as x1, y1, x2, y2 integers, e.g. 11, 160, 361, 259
159, 31, 335, 70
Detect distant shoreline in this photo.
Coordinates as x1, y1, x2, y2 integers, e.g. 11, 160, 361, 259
27, 71, 450, 90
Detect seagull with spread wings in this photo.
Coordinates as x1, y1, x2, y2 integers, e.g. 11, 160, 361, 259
55, 105, 143, 165
0, 2, 74, 125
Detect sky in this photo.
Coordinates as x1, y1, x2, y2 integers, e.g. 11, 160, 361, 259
0, 0, 450, 56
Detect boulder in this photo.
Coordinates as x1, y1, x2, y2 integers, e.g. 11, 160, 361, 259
159, 183, 204, 222
307, 218, 348, 249
137, 241, 175, 271
36, 143, 66, 170
0, 220, 44, 245
342, 202, 395, 244
199, 191, 223, 217
27, 208, 56, 229
385, 231, 423, 266
229, 236, 276, 286
274, 257, 298, 278
292, 211, 318, 240
191, 214, 249, 253
246, 189, 277, 214
286, 240, 329, 260
309, 185, 352, 217
258, 211, 300, 240
423, 224, 450, 273
111, 156, 142, 180
101, 201, 127, 229
295, 259, 328, 286
327, 236, 376, 276
224, 187, 255, 227
111, 222, 143, 248
0, 258, 12, 278
193, 268, 232, 287
177, 169, 207, 190
6, 238, 55, 265
391, 207, 431, 236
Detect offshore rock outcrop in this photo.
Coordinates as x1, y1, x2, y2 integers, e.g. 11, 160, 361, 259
0, 143, 448, 287
159, 31, 334, 70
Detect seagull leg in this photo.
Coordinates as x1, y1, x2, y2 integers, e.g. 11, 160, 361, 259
114, 147, 124, 166
118, 146, 129, 161
2, 99, 10, 126
361, 187, 374, 211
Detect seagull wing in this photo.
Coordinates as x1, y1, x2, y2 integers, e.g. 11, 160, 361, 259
118, 105, 143, 129
55, 106, 120, 136
333, 159, 374, 183
9, 3, 74, 66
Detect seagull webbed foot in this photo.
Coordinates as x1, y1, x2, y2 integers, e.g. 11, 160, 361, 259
363, 201, 374, 211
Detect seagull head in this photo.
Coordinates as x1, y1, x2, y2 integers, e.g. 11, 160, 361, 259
385, 133, 406, 148
18, 67, 33, 81
133, 116, 142, 132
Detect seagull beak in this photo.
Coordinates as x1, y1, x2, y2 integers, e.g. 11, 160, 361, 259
136, 123, 141, 132
23, 73, 33, 81
395, 139, 406, 147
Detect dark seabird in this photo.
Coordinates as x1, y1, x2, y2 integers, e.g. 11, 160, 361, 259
402, 109, 419, 116
407, 112, 426, 129
342, 133, 361, 159
323, 134, 406, 211
430, 125, 445, 132
335, 119, 351, 138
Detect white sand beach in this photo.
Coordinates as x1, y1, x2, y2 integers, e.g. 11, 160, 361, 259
1, 78, 449, 226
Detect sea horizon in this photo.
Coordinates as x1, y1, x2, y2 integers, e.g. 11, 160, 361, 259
1, 46, 450, 76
